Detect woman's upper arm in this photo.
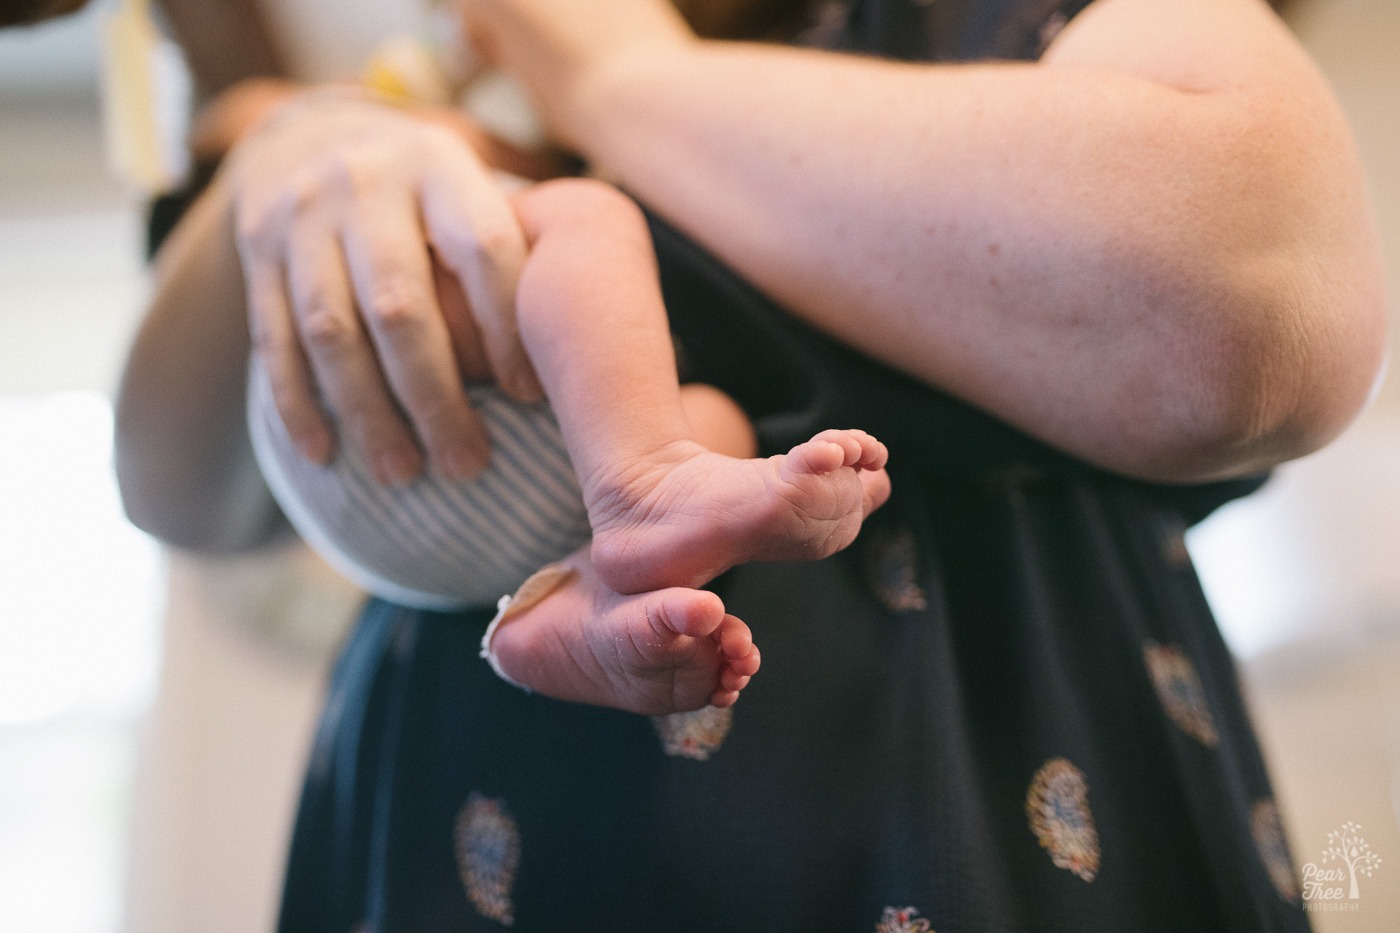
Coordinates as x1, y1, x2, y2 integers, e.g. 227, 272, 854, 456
468, 0, 1386, 479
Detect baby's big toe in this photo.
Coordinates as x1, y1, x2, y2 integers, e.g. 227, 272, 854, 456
786, 436, 849, 476
656, 589, 727, 639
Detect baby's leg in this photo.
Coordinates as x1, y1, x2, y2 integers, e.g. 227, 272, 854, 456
482, 549, 760, 715
678, 383, 757, 459
512, 180, 890, 595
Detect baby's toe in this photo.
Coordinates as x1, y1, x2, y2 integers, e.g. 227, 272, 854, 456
708, 689, 742, 709
860, 468, 893, 516
852, 431, 889, 471
812, 429, 867, 467
718, 616, 755, 657
719, 666, 753, 693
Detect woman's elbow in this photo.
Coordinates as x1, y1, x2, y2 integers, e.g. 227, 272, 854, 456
1156, 260, 1387, 483
1138, 105, 1387, 482
114, 443, 289, 554
1247, 288, 1384, 466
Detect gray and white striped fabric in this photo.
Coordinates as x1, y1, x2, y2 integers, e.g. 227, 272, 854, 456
247, 361, 591, 610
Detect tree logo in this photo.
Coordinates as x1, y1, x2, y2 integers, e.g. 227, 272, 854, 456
1302, 821, 1384, 912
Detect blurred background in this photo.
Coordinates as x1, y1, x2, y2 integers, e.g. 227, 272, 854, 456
0, 0, 1396, 930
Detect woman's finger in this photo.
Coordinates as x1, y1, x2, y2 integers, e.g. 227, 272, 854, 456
285, 216, 424, 485
340, 173, 493, 480
432, 252, 493, 384
419, 138, 542, 402
238, 236, 335, 465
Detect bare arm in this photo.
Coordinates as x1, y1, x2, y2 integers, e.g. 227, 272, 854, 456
115, 174, 289, 552
469, 0, 1387, 482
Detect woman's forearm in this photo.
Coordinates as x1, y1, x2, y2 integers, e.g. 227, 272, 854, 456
568, 0, 1386, 481
114, 175, 287, 552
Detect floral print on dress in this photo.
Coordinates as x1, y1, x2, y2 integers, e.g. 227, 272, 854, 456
454, 793, 522, 926
1251, 798, 1301, 904
654, 705, 733, 761
862, 525, 928, 613
1026, 757, 1100, 882
1143, 640, 1220, 748
875, 905, 934, 933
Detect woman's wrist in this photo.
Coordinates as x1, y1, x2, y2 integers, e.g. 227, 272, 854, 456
190, 78, 303, 162
479, 3, 699, 157
561, 33, 702, 162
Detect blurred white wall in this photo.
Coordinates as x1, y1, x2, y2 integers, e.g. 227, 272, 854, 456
0, 2, 102, 98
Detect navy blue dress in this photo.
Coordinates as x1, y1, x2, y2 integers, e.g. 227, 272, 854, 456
275, 2, 1310, 929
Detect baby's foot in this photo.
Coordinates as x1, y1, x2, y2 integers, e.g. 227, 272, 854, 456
484, 557, 761, 716
588, 429, 891, 595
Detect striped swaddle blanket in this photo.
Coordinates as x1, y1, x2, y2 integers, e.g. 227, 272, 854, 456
247, 361, 591, 610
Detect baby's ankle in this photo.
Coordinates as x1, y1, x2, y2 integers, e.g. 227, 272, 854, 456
581, 439, 709, 519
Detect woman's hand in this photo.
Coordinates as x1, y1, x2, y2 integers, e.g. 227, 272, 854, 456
460, 0, 694, 150
226, 89, 540, 484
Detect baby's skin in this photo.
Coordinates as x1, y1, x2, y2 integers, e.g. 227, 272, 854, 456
486, 427, 890, 716
589, 428, 890, 594
487, 555, 761, 715
470, 180, 895, 714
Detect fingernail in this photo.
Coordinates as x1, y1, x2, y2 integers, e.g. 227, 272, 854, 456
441, 442, 487, 481
297, 430, 334, 465
376, 448, 422, 486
